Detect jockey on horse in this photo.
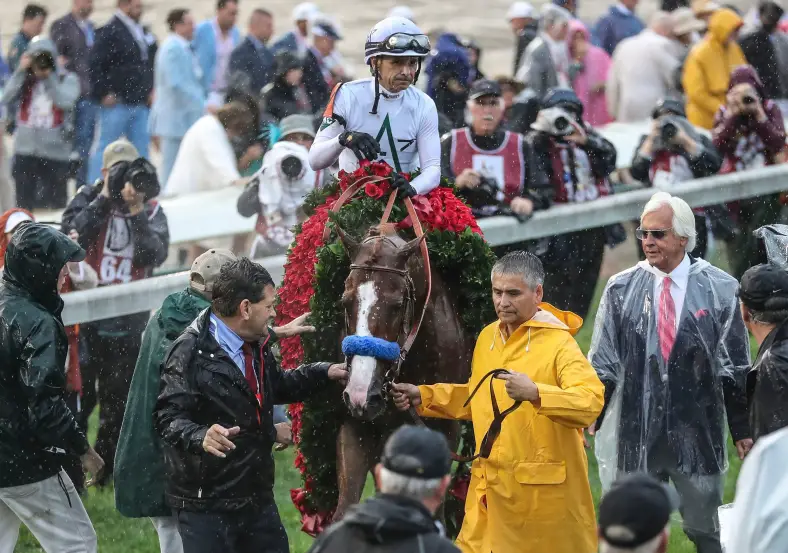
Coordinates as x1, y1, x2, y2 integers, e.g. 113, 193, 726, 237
308, 16, 441, 197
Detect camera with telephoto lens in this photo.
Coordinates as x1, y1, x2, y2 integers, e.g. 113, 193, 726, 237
660, 118, 679, 142
30, 50, 55, 71
532, 107, 576, 138
106, 157, 160, 204
279, 155, 304, 180
458, 176, 531, 223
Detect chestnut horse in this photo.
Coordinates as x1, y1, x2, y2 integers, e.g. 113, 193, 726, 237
332, 223, 474, 521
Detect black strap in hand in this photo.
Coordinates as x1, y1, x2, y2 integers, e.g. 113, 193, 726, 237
338, 131, 381, 161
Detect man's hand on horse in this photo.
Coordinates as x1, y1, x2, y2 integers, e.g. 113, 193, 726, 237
391, 382, 422, 411
202, 424, 240, 458
390, 173, 417, 198
497, 371, 540, 402
328, 363, 349, 385
273, 312, 316, 338
274, 421, 293, 450
338, 131, 381, 161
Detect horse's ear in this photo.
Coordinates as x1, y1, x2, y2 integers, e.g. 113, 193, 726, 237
398, 234, 426, 260
335, 224, 360, 258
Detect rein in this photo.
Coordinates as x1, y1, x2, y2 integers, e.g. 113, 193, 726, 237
408, 369, 521, 463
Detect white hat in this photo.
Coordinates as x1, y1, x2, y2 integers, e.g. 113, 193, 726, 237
670, 7, 707, 35
364, 16, 429, 63
293, 2, 319, 22
4, 211, 32, 234
507, 1, 535, 20
387, 6, 415, 21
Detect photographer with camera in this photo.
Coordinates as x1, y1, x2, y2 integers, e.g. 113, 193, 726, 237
713, 64, 786, 279
0, 37, 79, 210
237, 114, 325, 257
165, 101, 264, 196
61, 139, 169, 484
441, 79, 546, 233
527, 87, 617, 320
630, 98, 723, 259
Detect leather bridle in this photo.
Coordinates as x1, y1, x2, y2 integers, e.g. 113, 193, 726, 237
324, 177, 432, 396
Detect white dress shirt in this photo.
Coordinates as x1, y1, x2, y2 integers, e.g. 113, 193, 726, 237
637, 254, 691, 330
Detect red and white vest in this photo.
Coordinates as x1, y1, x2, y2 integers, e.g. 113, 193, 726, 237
450, 128, 525, 203
85, 206, 158, 286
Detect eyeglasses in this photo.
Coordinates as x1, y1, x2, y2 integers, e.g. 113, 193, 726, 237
635, 227, 673, 240
370, 33, 431, 55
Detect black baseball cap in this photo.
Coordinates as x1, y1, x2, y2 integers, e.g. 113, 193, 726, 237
469, 79, 502, 101
598, 473, 680, 548
381, 425, 451, 479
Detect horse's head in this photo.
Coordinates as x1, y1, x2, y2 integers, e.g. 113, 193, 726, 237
337, 223, 424, 420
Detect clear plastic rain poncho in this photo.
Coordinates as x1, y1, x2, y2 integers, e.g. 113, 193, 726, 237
588, 258, 751, 491
754, 224, 788, 268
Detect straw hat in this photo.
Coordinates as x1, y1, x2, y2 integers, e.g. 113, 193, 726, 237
671, 7, 707, 35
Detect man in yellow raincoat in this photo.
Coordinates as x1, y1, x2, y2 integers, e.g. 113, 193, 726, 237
392, 251, 604, 553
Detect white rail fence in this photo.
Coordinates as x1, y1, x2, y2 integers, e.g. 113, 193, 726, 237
61, 164, 788, 325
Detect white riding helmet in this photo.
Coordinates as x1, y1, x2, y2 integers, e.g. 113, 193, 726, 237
364, 17, 431, 64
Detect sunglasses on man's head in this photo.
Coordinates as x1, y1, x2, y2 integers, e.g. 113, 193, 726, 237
635, 227, 673, 240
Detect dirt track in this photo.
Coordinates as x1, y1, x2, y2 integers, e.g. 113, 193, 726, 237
0, 0, 758, 79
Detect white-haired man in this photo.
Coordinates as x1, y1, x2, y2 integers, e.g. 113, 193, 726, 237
306, 425, 459, 553
309, 16, 440, 197
392, 251, 604, 553
515, 4, 572, 99
588, 191, 752, 553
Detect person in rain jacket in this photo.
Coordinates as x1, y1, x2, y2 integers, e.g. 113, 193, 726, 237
682, 7, 747, 129
739, 261, 788, 442
0, 37, 80, 211
307, 425, 460, 553
0, 223, 104, 553
588, 192, 751, 553
426, 33, 472, 127
115, 248, 236, 553
393, 251, 605, 553
261, 51, 311, 122
712, 65, 786, 280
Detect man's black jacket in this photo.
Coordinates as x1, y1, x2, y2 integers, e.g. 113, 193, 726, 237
88, 15, 156, 105
154, 309, 331, 512
307, 494, 460, 553
0, 224, 89, 487
748, 318, 788, 441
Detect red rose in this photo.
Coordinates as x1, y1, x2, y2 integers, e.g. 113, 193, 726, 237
369, 162, 393, 177
364, 183, 385, 199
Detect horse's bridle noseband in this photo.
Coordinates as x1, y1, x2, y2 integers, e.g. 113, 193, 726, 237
347, 251, 418, 397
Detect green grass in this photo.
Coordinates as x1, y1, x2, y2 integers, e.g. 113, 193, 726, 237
14, 251, 750, 552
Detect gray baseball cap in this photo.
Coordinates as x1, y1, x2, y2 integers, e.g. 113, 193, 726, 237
280, 114, 316, 139
189, 249, 237, 298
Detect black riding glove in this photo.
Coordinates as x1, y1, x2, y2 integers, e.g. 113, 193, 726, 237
390, 173, 417, 198
338, 131, 381, 161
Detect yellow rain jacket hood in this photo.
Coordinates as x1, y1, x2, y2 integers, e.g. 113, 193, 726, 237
418, 303, 604, 553
683, 8, 746, 129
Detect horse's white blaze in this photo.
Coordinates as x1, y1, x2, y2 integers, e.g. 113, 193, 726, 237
347, 281, 377, 407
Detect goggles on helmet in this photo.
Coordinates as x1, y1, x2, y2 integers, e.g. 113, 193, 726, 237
366, 33, 431, 56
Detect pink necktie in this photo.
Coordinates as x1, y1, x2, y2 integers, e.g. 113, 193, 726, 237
658, 276, 676, 360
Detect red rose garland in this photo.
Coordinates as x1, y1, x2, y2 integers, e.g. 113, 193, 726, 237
276, 160, 482, 534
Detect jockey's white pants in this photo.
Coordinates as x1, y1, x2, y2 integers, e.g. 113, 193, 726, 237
0, 469, 97, 553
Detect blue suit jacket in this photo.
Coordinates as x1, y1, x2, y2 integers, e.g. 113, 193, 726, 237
272, 32, 299, 56
150, 35, 205, 138
192, 20, 241, 92
228, 36, 275, 94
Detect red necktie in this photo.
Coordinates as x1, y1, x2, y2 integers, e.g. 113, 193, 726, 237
658, 276, 676, 360
241, 343, 258, 393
